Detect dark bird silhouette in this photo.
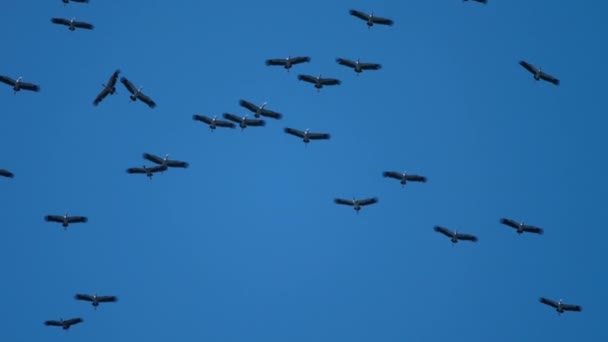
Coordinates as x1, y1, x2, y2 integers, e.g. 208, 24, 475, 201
464, 0, 488, 4
44, 317, 83, 330
239, 100, 282, 119
62, 0, 89, 5
75, 293, 118, 310
0, 75, 40, 94
120, 77, 156, 108
519, 61, 560, 85
349, 9, 394, 28
143, 153, 189, 168
539, 297, 582, 314
0, 169, 14, 178
265, 56, 310, 72
193, 114, 236, 131
383, 171, 427, 187
336, 58, 382, 75
284, 127, 331, 144
51, 17, 94, 31
298, 74, 341, 92
93, 70, 120, 106
126, 165, 167, 179
434, 226, 478, 244
334, 197, 378, 214
499, 218, 544, 235
222, 113, 265, 131
44, 213, 88, 229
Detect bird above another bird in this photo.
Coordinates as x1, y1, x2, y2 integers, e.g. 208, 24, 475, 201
519, 60, 560, 86
193, 114, 236, 131
239, 100, 283, 119
51, 17, 94, 31
499, 218, 544, 235
349, 9, 394, 28
298, 74, 341, 92
539, 297, 582, 314
44, 213, 88, 229
383, 171, 427, 187
334, 197, 379, 214
93, 70, 120, 106
143, 153, 189, 169
0, 75, 40, 94
434, 226, 478, 244
336, 58, 382, 75
120, 77, 157, 108
44, 317, 83, 330
265, 56, 311, 72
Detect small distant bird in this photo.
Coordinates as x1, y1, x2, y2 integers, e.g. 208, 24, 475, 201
265, 56, 311, 72
143, 153, 189, 169
126, 165, 167, 179
519, 60, 560, 86
75, 293, 118, 310
383, 171, 427, 187
93, 69, 120, 106
0, 169, 14, 178
193, 114, 236, 131
539, 297, 582, 314
298, 74, 341, 92
239, 100, 283, 119
284, 127, 331, 145
336, 58, 382, 75
44, 213, 88, 229
222, 113, 266, 131
44, 317, 83, 330
464, 0, 488, 4
120, 77, 156, 108
334, 197, 379, 214
434, 226, 478, 244
0, 75, 40, 94
349, 9, 394, 28
51, 17, 94, 31
62, 0, 89, 5
499, 218, 544, 235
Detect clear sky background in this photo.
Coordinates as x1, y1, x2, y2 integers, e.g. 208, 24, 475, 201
1, 1, 607, 341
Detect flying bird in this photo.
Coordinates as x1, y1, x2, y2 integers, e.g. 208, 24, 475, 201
44, 213, 88, 229
519, 60, 560, 86
499, 218, 544, 235
349, 10, 394, 28
193, 114, 236, 130
44, 317, 83, 330
239, 100, 283, 119
143, 153, 189, 169
120, 77, 156, 108
0, 169, 14, 178
284, 127, 331, 144
298, 74, 341, 92
75, 293, 118, 309
464, 0, 488, 4
93, 69, 120, 106
539, 297, 582, 314
383, 171, 427, 187
334, 197, 378, 214
222, 113, 266, 130
265, 56, 311, 72
434, 226, 478, 244
51, 17, 94, 31
336, 58, 382, 75
0, 75, 40, 94
62, 0, 89, 4
126, 165, 167, 179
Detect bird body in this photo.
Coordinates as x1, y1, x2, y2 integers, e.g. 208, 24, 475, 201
51, 17, 94, 31
44, 213, 88, 229
334, 197, 378, 213
93, 70, 120, 106
193, 114, 236, 130
298, 74, 341, 91
143, 153, 189, 169
75, 293, 118, 309
383, 171, 427, 187
336, 58, 382, 75
519, 61, 560, 85
284, 127, 331, 144
499, 218, 544, 235
265, 56, 311, 71
434, 226, 478, 244
126, 165, 167, 179
120, 77, 156, 108
44, 317, 83, 330
539, 297, 582, 314
349, 9, 394, 28
239, 100, 282, 119
222, 113, 266, 130
0, 75, 40, 94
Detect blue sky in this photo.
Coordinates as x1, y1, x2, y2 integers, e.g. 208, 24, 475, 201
1, 0, 607, 341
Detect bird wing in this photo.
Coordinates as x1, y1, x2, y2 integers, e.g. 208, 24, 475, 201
405, 174, 427, 182
97, 295, 118, 303
383, 171, 403, 180
298, 75, 317, 84
307, 132, 331, 140
562, 303, 582, 312
320, 77, 341, 86
539, 297, 559, 308
18, 82, 40, 91
265, 58, 286, 66
336, 58, 357, 68
143, 153, 164, 165
107, 70, 120, 87
222, 113, 242, 123
0, 169, 14, 178
358, 197, 379, 206
334, 198, 354, 206
372, 16, 394, 26
136, 92, 156, 108
193, 114, 213, 125
93, 87, 110, 106
434, 226, 454, 238
519, 61, 538, 75
259, 108, 282, 119
65, 318, 83, 326
75, 293, 94, 302
44, 215, 64, 223
150, 165, 168, 172
74, 21, 94, 30
44, 320, 63, 327
290, 56, 311, 65
284, 127, 305, 138
243, 118, 266, 126
499, 218, 520, 229
539, 72, 560, 86
0, 75, 16, 86
349, 9, 370, 21
67, 216, 88, 223
126, 167, 147, 174
456, 233, 478, 242
238, 100, 259, 113
120, 77, 137, 94
359, 62, 382, 70
51, 18, 71, 26
72, 0, 90, 3
522, 225, 544, 234
166, 159, 189, 168
215, 120, 236, 128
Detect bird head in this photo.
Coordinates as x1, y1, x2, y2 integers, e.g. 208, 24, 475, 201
305, 128, 310, 134
71, 17, 75, 22
212, 115, 217, 121
163, 154, 169, 160
16, 76, 22, 83
261, 101, 267, 108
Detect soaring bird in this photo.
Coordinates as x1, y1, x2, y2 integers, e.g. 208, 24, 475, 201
434, 226, 478, 244
383, 171, 427, 187
75, 293, 118, 310
0, 169, 14, 178
120, 77, 156, 108
336, 58, 382, 75
539, 297, 582, 314
298, 74, 341, 92
284, 127, 331, 144
126, 165, 167, 179
93, 70, 120, 106
519, 61, 560, 86
334, 197, 378, 214
239, 100, 282, 119
193, 114, 236, 131
349, 10, 394, 28
265, 56, 311, 72
0, 75, 40, 94
222, 113, 266, 130
464, 0, 488, 4
44, 317, 83, 330
499, 218, 544, 235
62, 0, 89, 5
143, 153, 189, 169
44, 213, 88, 229
51, 17, 94, 31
